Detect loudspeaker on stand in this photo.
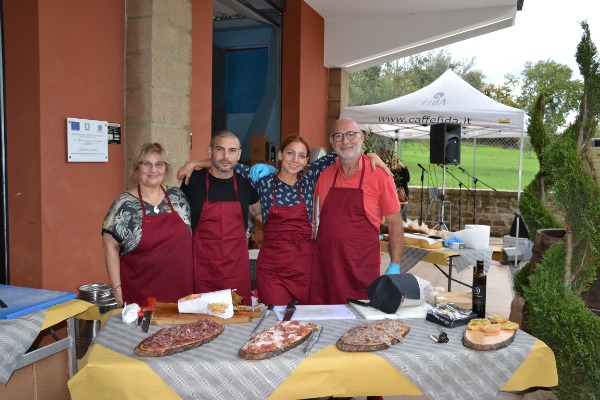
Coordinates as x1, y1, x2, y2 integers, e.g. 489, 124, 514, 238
430, 123, 461, 165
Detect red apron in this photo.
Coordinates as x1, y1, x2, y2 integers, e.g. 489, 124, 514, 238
120, 185, 194, 305
257, 175, 313, 305
192, 173, 252, 305
310, 155, 381, 305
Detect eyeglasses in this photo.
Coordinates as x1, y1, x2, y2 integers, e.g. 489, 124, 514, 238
331, 131, 360, 142
139, 161, 167, 170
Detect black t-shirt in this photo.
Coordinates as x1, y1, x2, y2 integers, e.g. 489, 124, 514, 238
181, 169, 260, 231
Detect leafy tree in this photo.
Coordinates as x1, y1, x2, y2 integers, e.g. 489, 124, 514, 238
349, 49, 486, 106
482, 73, 522, 108
348, 64, 389, 107
517, 60, 583, 134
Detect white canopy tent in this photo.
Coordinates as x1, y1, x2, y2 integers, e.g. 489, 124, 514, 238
341, 69, 526, 140
341, 69, 527, 239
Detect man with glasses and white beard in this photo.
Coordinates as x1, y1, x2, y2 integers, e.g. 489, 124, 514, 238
309, 118, 405, 306
181, 130, 260, 305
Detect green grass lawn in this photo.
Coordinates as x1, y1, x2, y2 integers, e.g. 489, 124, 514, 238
396, 141, 539, 191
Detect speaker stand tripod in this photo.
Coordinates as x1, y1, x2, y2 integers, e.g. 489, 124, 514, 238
433, 165, 449, 231
444, 167, 473, 231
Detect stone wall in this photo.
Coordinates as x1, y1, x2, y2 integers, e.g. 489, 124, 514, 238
405, 187, 519, 237
125, 0, 192, 186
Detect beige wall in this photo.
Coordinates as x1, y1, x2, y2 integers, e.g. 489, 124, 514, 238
125, 0, 193, 187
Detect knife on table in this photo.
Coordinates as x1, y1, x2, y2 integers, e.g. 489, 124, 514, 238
282, 299, 298, 321
138, 297, 157, 333
304, 326, 322, 354
251, 303, 274, 337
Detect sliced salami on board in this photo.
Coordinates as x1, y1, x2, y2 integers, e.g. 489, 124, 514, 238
336, 319, 411, 352
239, 321, 319, 360
134, 319, 224, 357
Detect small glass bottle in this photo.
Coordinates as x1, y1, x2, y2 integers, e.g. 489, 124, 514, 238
472, 260, 487, 318
270, 143, 276, 162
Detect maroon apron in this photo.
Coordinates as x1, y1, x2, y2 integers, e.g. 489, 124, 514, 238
119, 185, 194, 305
310, 155, 381, 305
257, 175, 313, 305
192, 173, 252, 305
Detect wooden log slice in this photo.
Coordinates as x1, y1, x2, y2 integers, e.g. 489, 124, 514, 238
462, 328, 516, 351
336, 319, 411, 352
134, 319, 224, 357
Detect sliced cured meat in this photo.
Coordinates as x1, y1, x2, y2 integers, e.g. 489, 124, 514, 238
134, 318, 224, 357
239, 321, 319, 360
336, 319, 410, 352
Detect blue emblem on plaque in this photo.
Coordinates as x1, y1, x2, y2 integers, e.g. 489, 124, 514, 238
71, 121, 80, 130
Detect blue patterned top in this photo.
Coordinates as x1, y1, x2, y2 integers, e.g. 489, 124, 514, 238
235, 153, 337, 224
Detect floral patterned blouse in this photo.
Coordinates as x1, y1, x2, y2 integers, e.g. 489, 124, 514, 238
102, 186, 192, 255
235, 152, 337, 224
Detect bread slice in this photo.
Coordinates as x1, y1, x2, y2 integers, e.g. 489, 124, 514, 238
488, 315, 508, 324
467, 318, 489, 331
336, 319, 410, 352
481, 323, 501, 334
500, 321, 519, 331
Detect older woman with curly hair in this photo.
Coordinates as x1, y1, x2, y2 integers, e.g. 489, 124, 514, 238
102, 143, 193, 306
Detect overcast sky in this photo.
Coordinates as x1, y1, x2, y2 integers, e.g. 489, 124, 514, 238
441, 0, 600, 84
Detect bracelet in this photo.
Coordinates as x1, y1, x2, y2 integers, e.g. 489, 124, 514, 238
112, 285, 122, 293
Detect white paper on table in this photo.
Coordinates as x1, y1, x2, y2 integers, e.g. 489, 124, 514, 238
177, 289, 234, 318
348, 301, 432, 320
122, 303, 141, 323
273, 304, 356, 321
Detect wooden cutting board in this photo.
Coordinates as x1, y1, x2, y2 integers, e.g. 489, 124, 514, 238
151, 302, 261, 325
462, 328, 516, 351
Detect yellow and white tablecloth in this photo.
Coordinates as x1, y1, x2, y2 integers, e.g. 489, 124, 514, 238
68, 310, 557, 400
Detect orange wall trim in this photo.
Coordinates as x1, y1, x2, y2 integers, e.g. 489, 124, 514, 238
4, 0, 43, 288
5, 1, 125, 291
282, 0, 328, 149
190, 0, 214, 161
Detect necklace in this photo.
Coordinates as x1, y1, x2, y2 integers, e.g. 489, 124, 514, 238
140, 187, 163, 214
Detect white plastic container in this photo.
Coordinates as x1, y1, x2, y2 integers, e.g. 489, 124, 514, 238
453, 225, 490, 249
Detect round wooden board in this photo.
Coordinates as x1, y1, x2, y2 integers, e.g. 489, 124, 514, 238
462, 328, 516, 351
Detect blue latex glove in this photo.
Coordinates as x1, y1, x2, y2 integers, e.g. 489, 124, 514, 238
385, 263, 401, 275
249, 163, 276, 182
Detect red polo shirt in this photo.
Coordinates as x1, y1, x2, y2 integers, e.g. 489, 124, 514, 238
314, 157, 401, 230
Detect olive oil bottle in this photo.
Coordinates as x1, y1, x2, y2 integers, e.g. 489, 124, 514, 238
472, 260, 487, 318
